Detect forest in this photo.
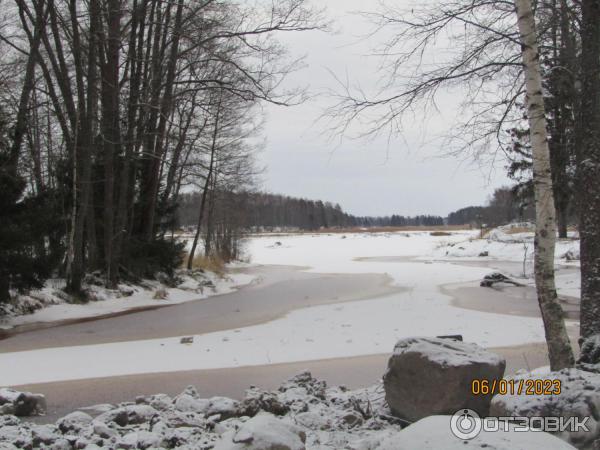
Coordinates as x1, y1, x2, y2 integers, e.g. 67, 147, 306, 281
177, 191, 445, 232
0, 0, 325, 302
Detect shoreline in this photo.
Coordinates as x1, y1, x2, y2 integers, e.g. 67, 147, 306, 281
15, 340, 574, 425
0, 265, 401, 353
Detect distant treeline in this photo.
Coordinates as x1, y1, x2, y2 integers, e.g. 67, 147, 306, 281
177, 192, 445, 230
446, 186, 541, 227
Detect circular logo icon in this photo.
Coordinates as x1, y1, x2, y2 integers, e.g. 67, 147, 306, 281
450, 409, 482, 440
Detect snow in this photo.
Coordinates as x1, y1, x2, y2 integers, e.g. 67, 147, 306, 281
0, 272, 255, 330
368, 415, 576, 450
392, 337, 505, 367
491, 368, 600, 448
1, 230, 581, 386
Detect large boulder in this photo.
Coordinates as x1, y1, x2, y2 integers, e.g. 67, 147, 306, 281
383, 337, 505, 421
213, 413, 306, 450
490, 368, 600, 449
0, 388, 46, 417
348, 415, 576, 450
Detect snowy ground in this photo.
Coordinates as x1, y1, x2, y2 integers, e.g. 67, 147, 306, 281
0, 272, 255, 330
0, 229, 581, 386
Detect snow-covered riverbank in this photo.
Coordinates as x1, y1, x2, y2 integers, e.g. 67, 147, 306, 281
0, 271, 255, 330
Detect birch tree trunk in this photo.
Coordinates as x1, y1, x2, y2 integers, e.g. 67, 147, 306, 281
515, 0, 574, 370
578, 0, 600, 340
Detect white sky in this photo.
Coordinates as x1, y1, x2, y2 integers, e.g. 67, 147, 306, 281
258, 0, 512, 217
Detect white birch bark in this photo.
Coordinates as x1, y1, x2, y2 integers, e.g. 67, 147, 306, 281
515, 0, 574, 369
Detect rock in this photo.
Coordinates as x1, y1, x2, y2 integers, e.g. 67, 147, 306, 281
118, 285, 135, 297
57, 411, 93, 433
238, 387, 289, 417
341, 411, 364, 428
213, 413, 306, 450
383, 337, 505, 421
118, 430, 163, 450
352, 415, 576, 450
490, 368, 600, 449
173, 393, 210, 413
279, 371, 326, 400
295, 411, 332, 430
480, 272, 524, 287
206, 396, 240, 420
578, 334, 600, 369
147, 393, 173, 411
92, 422, 117, 439
94, 404, 159, 426
31, 425, 58, 447
563, 249, 580, 261
0, 388, 46, 417
478, 251, 489, 257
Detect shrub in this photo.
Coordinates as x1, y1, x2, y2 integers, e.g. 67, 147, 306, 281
188, 254, 225, 276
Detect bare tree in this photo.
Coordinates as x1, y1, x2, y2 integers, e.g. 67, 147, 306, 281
324, 0, 575, 368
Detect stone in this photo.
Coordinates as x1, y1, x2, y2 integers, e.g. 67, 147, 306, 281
92, 421, 117, 439
491, 368, 600, 449
0, 388, 46, 417
174, 393, 210, 413
578, 334, 600, 369
212, 413, 306, 450
94, 404, 159, 426
383, 337, 505, 421
350, 415, 576, 450
205, 397, 240, 420
238, 388, 289, 417
57, 411, 93, 433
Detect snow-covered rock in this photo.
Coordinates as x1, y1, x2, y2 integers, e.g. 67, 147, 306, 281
213, 413, 306, 450
237, 387, 289, 417
93, 404, 159, 426
0, 388, 46, 416
578, 334, 600, 372
490, 368, 600, 449
0, 372, 400, 450
56, 411, 93, 433
350, 415, 576, 450
4, 370, 581, 450
384, 337, 506, 421
173, 393, 210, 413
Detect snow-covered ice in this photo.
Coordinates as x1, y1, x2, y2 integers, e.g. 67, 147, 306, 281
0, 230, 580, 386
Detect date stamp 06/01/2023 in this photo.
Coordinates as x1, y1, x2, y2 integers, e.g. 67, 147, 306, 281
471, 378, 562, 396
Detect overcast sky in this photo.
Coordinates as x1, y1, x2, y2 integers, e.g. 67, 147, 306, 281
257, 0, 511, 218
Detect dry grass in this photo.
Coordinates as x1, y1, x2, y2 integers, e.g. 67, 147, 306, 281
503, 226, 534, 234
187, 254, 226, 275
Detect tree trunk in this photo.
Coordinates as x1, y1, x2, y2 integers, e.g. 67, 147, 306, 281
515, 0, 574, 370
578, 0, 600, 339
100, 0, 122, 287
187, 99, 221, 270
141, 0, 184, 241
